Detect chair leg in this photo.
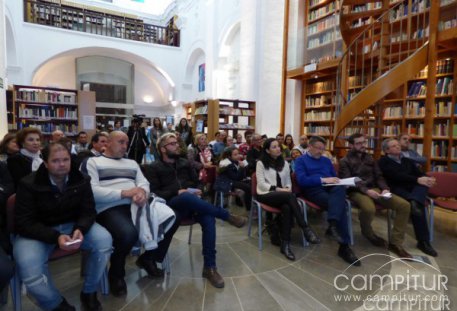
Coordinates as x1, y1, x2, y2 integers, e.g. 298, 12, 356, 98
162, 253, 171, 274
257, 202, 263, 250
427, 199, 435, 242
297, 199, 309, 247
11, 270, 21, 311
387, 209, 392, 244
188, 224, 193, 245
346, 200, 354, 246
248, 202, 254, 237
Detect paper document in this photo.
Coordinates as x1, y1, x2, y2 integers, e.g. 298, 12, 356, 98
323, 177, 361, 187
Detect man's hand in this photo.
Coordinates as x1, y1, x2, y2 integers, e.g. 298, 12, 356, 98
417, 177, 436, 188
366, 189, 380, 199
122, 187, 147, 206
321, 177, 340, 184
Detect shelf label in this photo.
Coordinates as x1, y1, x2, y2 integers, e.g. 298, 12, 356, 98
304, 63, 317, 73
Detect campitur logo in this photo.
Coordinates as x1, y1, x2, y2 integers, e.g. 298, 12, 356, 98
332, 253, 450, 311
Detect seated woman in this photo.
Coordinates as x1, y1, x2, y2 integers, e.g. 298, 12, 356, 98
188, 134, 216, 193
215, 147, 252, 210
290, 147, 303, 173
7, 127, 43, 187
255, 138, 320, 261
0, 133, 20, 162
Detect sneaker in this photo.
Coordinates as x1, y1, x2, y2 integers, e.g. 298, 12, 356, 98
80, 292, 102, 311
227, 214, 247, 228
52, 298, 76, 311
136, 256, 164, 278
202, 267, 225, 288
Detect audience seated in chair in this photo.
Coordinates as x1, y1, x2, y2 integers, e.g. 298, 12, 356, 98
142, 133, 247, 289
294, 136, 360, 266
255, 138, 320, 261
339, 133, 412, 259
83, 131, 179, 297
214, 146, 252, 210
378, 138, 438, 257
0, 162, 14, 297
13, 142, 112, 311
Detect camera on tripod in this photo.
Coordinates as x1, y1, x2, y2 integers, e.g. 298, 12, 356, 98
132, 114, 145, 125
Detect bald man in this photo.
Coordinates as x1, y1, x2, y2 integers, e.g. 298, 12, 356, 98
51, 130, 64, 142
83, 131, 179, 297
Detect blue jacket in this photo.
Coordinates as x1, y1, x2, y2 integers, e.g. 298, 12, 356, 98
294, 153, 336, 188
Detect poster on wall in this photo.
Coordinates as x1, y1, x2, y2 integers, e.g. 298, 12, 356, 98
198, 63, 205, 92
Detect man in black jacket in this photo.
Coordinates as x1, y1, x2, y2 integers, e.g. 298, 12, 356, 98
339, 133, 411, 259
13, 142, 112, 311
0, 162, 14, 296
378, 138, 438, 257
142, 133, 246, 289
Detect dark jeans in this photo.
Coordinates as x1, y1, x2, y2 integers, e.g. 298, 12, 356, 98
232, 180, 252, 210
302, 186, 351, 244
256, 191, 307, 241
391, 184, 430, 242
0, 246, 14, 292
168, 192, 230, 268
97, 204, 179, 278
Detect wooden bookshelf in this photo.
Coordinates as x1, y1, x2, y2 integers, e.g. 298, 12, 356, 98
191, 99, 219, 141
218, 99, 256, 137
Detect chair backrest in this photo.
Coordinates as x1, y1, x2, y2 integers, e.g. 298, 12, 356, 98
427, 171, 457, 197
6, 194, 16, 234
290, 173, 302, 195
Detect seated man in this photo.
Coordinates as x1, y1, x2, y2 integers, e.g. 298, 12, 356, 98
76, 133, 108, 168
339, 133, 411, 258
294, 136, 360, 266
84, 131, 179, 297
14, 142, 112, 311
398, 133, 427, 166
0, 162, 14, 296
378, 138, 437, 257
142, 133, 247, 289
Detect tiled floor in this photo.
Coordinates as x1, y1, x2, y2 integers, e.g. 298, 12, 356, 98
1, 205, 456, 311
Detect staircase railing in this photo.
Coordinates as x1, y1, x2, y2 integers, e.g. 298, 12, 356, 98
334, 0, 430, 138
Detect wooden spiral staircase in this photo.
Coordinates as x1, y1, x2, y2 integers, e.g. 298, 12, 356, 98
333, 0, 457, 154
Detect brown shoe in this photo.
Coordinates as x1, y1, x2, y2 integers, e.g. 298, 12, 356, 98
388, 244, 413, 260
365, 234, 388, 248
202, 267, 225, 288
227, 214, 247, 228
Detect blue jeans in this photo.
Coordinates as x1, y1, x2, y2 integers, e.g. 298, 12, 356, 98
169, 192, 230, 268
303, 186, 351, 244
13, 223, 112, 311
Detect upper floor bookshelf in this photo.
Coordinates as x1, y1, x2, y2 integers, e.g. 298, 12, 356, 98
23, 0, 180, 47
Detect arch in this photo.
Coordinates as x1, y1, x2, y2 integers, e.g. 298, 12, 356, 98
184, 47, 206, 83
218, 20, 241, 57
5, 16, 17, 66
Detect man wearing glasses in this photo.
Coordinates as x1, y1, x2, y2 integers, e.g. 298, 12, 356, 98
295, 136, 360, 266
142, 133, 247, 289
339, 133, 412, 259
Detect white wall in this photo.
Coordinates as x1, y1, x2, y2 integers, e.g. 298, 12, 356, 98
0, 0, 6, 137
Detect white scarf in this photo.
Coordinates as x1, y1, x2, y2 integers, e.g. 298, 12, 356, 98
20, 148, 43, 171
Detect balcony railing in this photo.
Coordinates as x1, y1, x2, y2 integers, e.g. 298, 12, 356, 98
23, 0, 180, 47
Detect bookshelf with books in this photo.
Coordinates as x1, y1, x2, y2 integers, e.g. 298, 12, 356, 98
218, 99, 256, 137
7, 85, 80, 138
190, 99, 219, 140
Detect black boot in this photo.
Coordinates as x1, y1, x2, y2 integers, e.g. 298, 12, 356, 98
303, 226, 321, 244
280, 241, 295, 261
417, 241, 438, 257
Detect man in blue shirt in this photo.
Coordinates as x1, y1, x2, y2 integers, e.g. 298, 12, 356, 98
295, 136, 359, 266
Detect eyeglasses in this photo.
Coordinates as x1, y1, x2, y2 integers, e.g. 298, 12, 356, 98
163, 141, 178, 147
354, 140, 367, 145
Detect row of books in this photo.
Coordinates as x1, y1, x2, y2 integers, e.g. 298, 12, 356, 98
16, 89, 76, 104
434, 101, 452, 116
435, 77, 453, 95
431, 141, 449, 158
194, 106, 208, 115
430, 164, 449, 172
305, 95, 333, 107
308, 14, 339, 36
351, 16, 374, 29
16, 122, 78, 135
383, 124, 401, 136
432, 120, 450, 137
406, 101, 425, 116
383, 106, 402, 118
18, 105, 78, 120
452, 146, 457, 160
306, 81, 334, 93
407, 82, 427, 97
304, 125, 331, 136
439, 18, 457, 31
411, 27, 429, 40
219, 124, 254, 130
436, 59, 454, 74
308, 1, 339, 23
406, 123, 424, 137
348, 76, 367, 88
219, 107, 255, 116
409, 142, 423, 155
307, 31, 340, 49
350, 2, 382, 13
343, 127, 376, 137
305, 110, 332, 121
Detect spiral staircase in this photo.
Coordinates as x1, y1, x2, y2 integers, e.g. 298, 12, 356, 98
334, 0, 457, 153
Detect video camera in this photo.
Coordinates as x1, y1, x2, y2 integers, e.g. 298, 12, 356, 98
132, 114, 145, 124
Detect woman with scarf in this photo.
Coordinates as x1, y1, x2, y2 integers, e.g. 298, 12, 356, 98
7, 127, 43, 187
255, 138, 320, 261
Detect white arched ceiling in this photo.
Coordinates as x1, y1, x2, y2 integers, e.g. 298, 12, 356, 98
31, 47, 175, 107
5, 17, 17, 66
184, 47, 206, 83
